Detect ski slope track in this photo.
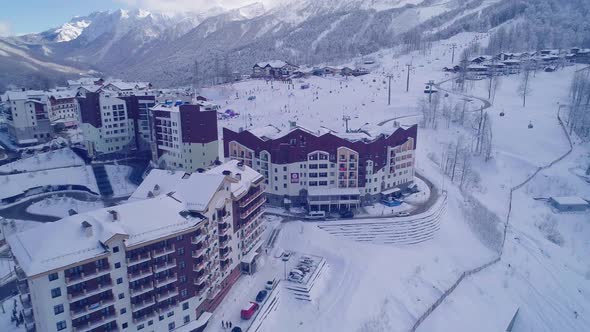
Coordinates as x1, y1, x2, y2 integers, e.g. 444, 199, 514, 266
408, 77, 576, 332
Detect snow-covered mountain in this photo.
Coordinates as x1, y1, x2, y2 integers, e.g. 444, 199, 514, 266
0, 0, 588, 90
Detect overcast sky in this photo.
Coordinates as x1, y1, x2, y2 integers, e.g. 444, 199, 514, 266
0, 0, 276, 36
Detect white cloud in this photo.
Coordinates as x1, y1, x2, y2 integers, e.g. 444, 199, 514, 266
0, 21, 12, 36
117, 0, 282, 13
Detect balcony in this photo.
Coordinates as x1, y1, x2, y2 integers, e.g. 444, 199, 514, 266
218, 224, 230, 236
193, 271, 209, 286
219, 250, 230, 260
156, 299, 178, 314
191, 244, 208, 258
152, 245, 175, 259
130, 282, 154, 297
219, 236, 231, 248
68, 283, 113, 302
66, 265, 111, 285
153, 259, 176, 274
133, 311, 156, 324
154, 274, 177, 288
20, 293, 31, 309
127, 253, 151, 267
131, 297, 156, 312
17, 282, 30, 296
128, 267, 152, 283
24, 315, 35, 332
240, 196, 266, 219
193, 260, 206, 272
71, 298, 116, 320
72, 315, 116, 332
191, 233, 206, 245
242, 208, 265, 232
156, 288, 178, 302
239, 188, 264, 208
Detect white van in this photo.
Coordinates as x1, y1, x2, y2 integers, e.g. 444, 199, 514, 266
304, 211, 326, 220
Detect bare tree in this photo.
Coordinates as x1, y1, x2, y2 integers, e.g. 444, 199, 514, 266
518, 63, 533, 107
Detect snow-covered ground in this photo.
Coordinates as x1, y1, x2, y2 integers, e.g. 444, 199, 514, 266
197, 33, 589, 332
0, 295, 25, 332
26, 196, 105, 218
105, 164, 138, 197
0, 148, 84, 173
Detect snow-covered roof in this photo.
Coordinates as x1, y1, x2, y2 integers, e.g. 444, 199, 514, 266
7, 194, 205, 277
49, 90, 78, 100
255, 60, 297, 69
129, 169, 188, 201
172, 174, 226, 212
208, 160, 264, 198
550, 196, 588, 206
104, 81, 136, 91
78, 85, 103, 93
68, 77, 101, 86
0, 166, 98, 201
249, 124, 282, 140
4, 90, 47, 101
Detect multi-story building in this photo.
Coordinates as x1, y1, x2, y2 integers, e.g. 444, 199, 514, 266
223, 124, 418, 210
78, 92, 136, 156
1, 90, 52, 145
78, 92, 155, 156
48, 90, 80, 127
150, 102, 219, 172
7, 161, 265, 332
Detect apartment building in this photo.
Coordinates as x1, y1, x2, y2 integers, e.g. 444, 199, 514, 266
7, 161, 266, 332
48, 90, 80, 127
223, 124, 418, 210
78, 92, 155, 156
150, 102, 219, 173
1, 90, 52, 145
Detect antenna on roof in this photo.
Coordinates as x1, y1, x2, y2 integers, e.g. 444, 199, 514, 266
342, 116, 351, 133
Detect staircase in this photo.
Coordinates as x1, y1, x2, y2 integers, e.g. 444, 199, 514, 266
318, 197, 446, 245
91, 164, 114, 196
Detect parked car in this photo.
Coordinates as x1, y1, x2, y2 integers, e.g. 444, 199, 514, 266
240, 302, 259, 320
266, 280, 276, 290
281, 252, 291, 262
339, 210, 354, 218
288, 274, 303, 283
304, 211, 326, 220
396, 211, 410, 217
256, 290, 268, 302
231, 327, 243, 332
290, 268, 305, 277
296, 264, 310, 273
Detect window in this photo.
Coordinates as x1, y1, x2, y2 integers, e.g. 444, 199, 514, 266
51, 287, 61, 298
118, 293, 125, 300
182, 302, 189, 310
138, 324, 144, 330
117, 278, 123, 284
179, 262, 186, 270
168, 322, 176, 331
113, 246, 119, 253
184, 315, 190, 323
159, 315, 165, 321
56, 320, 67, 331
178, 248, 185, 255
48, 273, 58, 281
122, 323, 128, 329
181, 289, 188, 297
120, 308, 127, 315
167, 311, 174, 317
148, 320, 153, 326
54, 304, 64, 315
115, 262, 121, 269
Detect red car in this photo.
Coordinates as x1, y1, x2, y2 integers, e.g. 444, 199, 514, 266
240, 302, 259, 320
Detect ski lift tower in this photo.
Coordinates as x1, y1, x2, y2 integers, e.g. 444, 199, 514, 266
342, 116, 351, 133
426, 80, 435, 103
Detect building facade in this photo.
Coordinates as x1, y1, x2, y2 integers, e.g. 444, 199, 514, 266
8, 161, 265, 332
1, 91, 52, 145
150, 103, 219, 173
48, 91, 80, 127
223, 124, 418, 210
78, 92, 156, 156
252, 61, 299, 79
